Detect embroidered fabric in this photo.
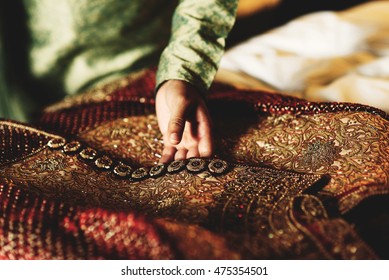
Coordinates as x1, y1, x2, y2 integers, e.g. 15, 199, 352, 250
0, 133, 375, 259
0, 69, 387, 259
39, 69, 389, 214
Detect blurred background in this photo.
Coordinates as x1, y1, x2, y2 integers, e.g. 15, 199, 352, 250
229, 0, 377, 47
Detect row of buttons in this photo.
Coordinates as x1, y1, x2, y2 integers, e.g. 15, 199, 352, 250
47, 138, 229, 181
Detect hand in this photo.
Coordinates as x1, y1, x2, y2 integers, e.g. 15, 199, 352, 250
156, 80, 214, 163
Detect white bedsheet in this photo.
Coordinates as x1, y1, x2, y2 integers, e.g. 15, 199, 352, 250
220, 1, 389, 112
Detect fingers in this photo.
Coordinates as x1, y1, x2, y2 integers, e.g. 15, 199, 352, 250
174, 148, 188, 160
160, 145, 198, 163
160, 103, 213, 163
197, 104, 214, 158
186, 146, 200, 158
156, 80, 214, 163
198, 134, 213, 158
160, 145, 176, 163
167, 100, 190, 146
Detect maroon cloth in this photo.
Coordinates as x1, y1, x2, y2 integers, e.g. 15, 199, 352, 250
0, 69, 387, 259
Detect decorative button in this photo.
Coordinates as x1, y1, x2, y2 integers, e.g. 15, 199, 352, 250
113, 163, 133, 178
131, 167, 149, 180
47, 138, 66, 149
95, 156, 113, 170
149, 163, 166, 178
167, 160, 186, 173
186, 158, 206, 173
79, 147, 98, 161
63, 141, 82, 154
208, 159, 228, 175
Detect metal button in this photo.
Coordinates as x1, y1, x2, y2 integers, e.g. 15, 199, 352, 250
149, 163, 166, 178
186, 158, 206, 173
131, 167, 149, 180
113, 163, 133, 178
79, 147, 98, 161
63, 141, 82, 154
95, 155, 113, 170
47, 138, 66, 149
167, 159, 186, 173
208, 158, 228, 175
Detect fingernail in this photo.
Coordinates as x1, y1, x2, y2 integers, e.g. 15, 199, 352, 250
170, 133, 179, 144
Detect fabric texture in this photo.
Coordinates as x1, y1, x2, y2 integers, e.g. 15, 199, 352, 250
0, 69, 387, 259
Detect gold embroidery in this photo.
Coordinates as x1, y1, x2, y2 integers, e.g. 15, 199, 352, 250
298, 140, 342, 172
77, 116, 163, 166
44, 70, 148, 113
214, 112, 389, 213
77, 111, 389, 214
289, 195, 377, 259
0, 121, 64, 167
0, 113, 382, 259
0, 182, 176, 260
0, 147, 323, 225
30, 156, 67, 172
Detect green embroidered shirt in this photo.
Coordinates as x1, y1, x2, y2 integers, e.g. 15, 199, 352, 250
0, 0, 237, 121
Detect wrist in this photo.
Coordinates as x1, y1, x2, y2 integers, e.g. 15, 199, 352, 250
156, 79, 207, 100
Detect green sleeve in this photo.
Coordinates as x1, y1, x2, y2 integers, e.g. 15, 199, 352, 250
156, 0, 238, 94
